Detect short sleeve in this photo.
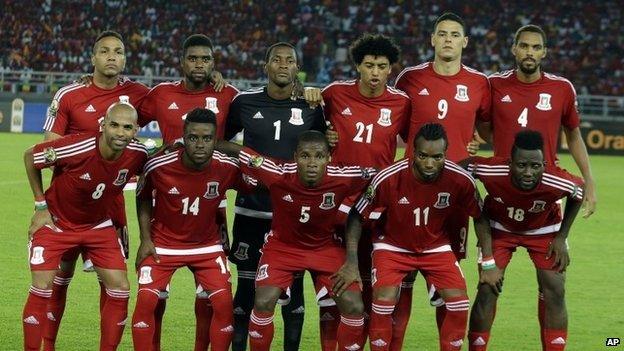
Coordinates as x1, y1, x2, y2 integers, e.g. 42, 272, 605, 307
238, 147, 289, 188
137, 87, 158, 127
32, 134, 86, 169
476, 78, 492, 122
224, 96, 244, 141
561, 83, 581, 130
43, 95, 70, 135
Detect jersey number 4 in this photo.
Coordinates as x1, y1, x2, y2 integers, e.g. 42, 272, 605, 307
517, 108, 529, 127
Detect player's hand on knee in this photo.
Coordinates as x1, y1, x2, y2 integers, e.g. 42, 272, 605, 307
331, 262, 361, 297
582, 181, 597, 218
325, 123, 339, 148
547, 236, 569, 272
480, 267, 503, 296
210, 71, 226, 92
135, 239, 160, 270
303, 87, 324, 108
28, 208, 57, 240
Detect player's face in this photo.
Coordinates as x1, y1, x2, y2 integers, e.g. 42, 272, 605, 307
183, 122, 216, 166
102, 110, 138, 152
182, 46, 214, 84
412, 138, 447, 182
512, 32, 546, 75
357, 55, 391, 91
510, 148, 545, 190
92, 36, 126, 78
295, 141, 330, 187
431, 20, 468, 62
265, 46, 298, 88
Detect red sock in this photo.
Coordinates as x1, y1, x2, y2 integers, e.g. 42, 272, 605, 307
369, 300, 395, 351
248, 310, 274, 351
100, 289, 129, 351
538, 292, 546, 349
23, 286, 52, 351
194, 295, 212, 351
152, 294, 167, 351
319, 305, 339, 351
43, 274, 72, 350
338, 314, 365, 351
543, 329, 567, 351
468, 331, 490, 351
390, 282, 412, 351
206, 289, 233, 351
440, 296, 469, 351
131, 288, 160, 351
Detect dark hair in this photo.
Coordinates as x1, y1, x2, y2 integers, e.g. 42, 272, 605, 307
297, 130, 330, 151
265, 42, 298, 64
182, 34, 214, 57
511, 130, 544, 157
349, 33, 400, 65
433, 12, 467, 35
413, 123, 448, 150
514, 24, 547, 47
184, 108, 217, 131
93, 30, 124, 53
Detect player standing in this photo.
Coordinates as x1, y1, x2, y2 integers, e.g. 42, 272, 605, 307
467, 131, 583, 351
23, 103, 147, 351
336, 123, 502, 351
137, 33, 238, 351
132, 108, 251, 351
219, 42, 326, 351
393, 13, 491, 347
305, 33, 410, 350
40, 30, 149, 351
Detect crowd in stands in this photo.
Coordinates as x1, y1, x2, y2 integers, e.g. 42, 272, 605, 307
2, 0, 622, 95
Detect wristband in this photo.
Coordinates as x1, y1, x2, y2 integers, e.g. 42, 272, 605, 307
34, 200, 48, 211
481, 257, 496, 270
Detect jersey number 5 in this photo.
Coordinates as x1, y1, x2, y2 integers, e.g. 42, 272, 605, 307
299, 206, 311, 223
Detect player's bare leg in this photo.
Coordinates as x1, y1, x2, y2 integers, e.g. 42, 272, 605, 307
248, 286, 282, 351
468, 269, 507, 351
437, 288, 470, 351
333, 290, 366, 351
95, 267, 130, 351
369, 285, 400, 351
390, 271, 416, 351
42, 257, 77, 351
537, 269, 567, 351
23, 270, 57, 351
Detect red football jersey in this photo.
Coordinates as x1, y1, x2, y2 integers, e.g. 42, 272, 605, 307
468, 156, 584, 234
43, 77, 149, 135
395, 63, 490, 162
33, 133, 147, 230
487, 70, 581, 165
239, 147, 374, 249
138, 81, 239, 144
355, 158, 481, 253
321, 80, 410, 169
138, 149, 248, 249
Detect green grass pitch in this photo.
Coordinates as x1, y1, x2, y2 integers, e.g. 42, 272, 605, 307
0, 133, 622, 350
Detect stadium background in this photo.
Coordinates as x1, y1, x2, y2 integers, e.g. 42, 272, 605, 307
1, 1, 623, 349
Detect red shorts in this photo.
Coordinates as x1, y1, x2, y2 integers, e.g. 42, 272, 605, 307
137, 250, 231, 294
492, 230, 558, 270
255, 238, 359, 299
29, 223, 126, 271
446, 213, 469, 260
372, 250, 466, 291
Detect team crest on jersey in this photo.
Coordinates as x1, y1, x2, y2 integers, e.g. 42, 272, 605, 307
119, 95, 130, 104
30, 246, 45, 265
256, 264, 269, 281
138, 266, 153, 284
48, 99, 59, 118
529, 200, 547, 213
434, 192, 451, 209
205, 97, 219, 113
203, 181, 220, 199
233, 242, 250, 261
289, 108, 304, 125
320, 192, 336, 209
535, 93, 552, 111
43, 147, 57, 164
113, 169, 129, 186
248, 155, 264, 168
377, 108, 392, 127
454, 85, 470, 102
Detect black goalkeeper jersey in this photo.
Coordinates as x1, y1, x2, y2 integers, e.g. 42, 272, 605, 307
225, 86, 326, 217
